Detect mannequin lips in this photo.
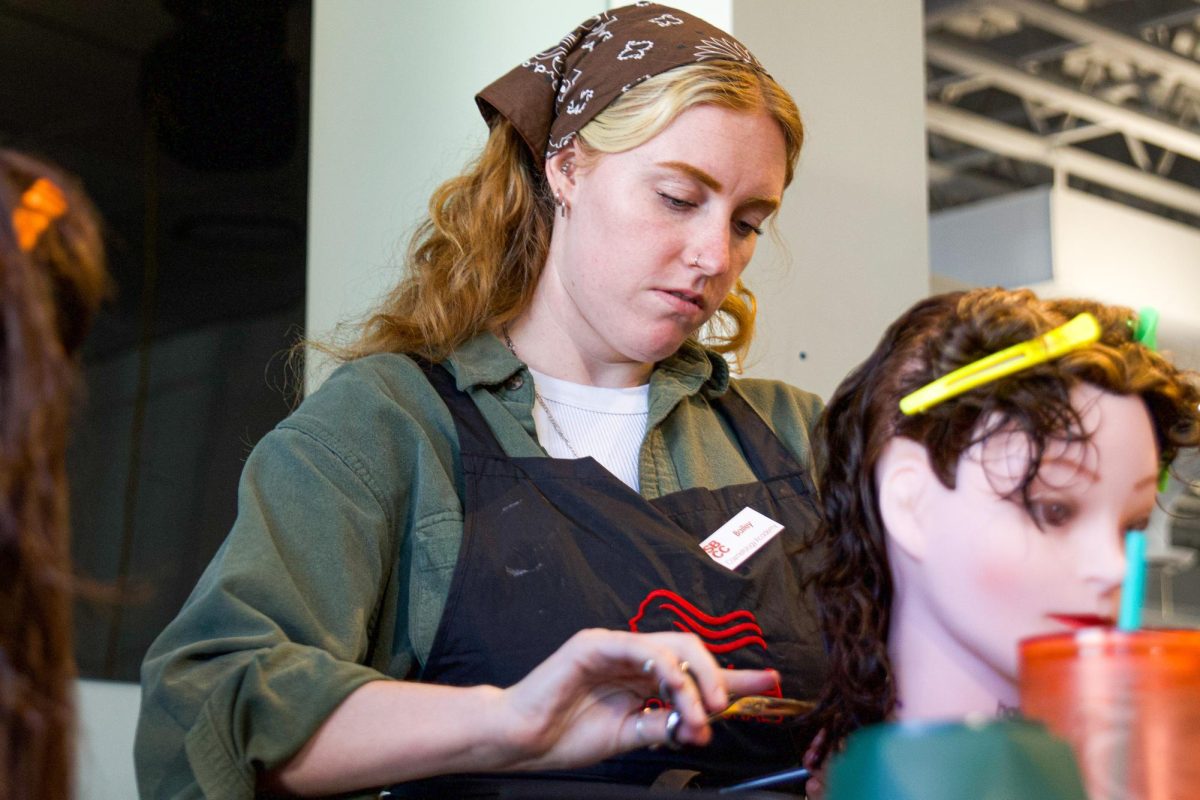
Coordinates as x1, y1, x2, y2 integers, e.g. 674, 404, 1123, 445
1046, 613, 1115, 629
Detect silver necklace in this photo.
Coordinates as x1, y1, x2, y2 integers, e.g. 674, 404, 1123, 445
501, 327, 579, 458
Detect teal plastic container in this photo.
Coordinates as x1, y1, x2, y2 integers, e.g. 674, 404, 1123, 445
826, 717, 1088, 800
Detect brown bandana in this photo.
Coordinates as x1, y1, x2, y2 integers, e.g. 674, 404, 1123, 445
476, 2, 768, 167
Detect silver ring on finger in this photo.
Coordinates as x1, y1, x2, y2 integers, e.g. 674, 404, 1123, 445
664, 709, 683, 750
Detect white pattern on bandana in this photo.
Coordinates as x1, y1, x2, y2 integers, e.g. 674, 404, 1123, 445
620, 74, 653, 94
556, 68, 583, 107
617, 40, 654, 61
694, 37, 761, 68
545, 132, 577, 159
585, 17, 618, 46
650, 14, 682, 26
522, 37, 574, 84
566, 89, 595, 115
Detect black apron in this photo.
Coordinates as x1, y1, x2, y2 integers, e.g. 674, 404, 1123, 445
414, 361, 826, 788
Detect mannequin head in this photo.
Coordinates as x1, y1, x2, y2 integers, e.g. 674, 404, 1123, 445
812, 288, 1200, 756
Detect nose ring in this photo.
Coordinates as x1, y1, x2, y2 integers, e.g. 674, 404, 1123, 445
692, 255, 702, 268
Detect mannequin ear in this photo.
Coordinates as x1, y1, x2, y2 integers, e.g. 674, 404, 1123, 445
875, 437, 935, 563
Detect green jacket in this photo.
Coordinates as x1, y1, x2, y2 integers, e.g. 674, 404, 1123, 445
135, 333, 823, 799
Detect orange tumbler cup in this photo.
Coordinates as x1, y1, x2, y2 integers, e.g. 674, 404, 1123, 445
1020, 628, 1200, 800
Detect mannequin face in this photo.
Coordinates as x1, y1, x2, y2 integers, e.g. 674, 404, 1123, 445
885, 385, 1160, 689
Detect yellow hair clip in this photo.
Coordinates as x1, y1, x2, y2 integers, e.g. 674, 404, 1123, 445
12, 177, 68, 252
900, 312, 1102, 416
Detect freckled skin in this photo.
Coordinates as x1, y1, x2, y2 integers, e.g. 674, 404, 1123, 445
515, 104, 788, 387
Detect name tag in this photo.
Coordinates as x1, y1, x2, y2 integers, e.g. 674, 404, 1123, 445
699, 507, 784, 570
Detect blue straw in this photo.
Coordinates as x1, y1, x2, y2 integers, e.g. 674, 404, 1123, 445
1117, 530, 1147, 631
718, 766, 811, 793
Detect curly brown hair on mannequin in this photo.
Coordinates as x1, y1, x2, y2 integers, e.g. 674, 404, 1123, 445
0, 148, 108, 800
809, 287, 1200, 763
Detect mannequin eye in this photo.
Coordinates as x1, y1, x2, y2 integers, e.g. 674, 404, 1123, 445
1032, 499, 1075, 528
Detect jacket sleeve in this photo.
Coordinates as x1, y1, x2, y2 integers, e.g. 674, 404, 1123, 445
134, 361, 458, 799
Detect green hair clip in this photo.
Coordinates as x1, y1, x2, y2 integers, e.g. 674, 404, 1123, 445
1131, 306, 1159, 351
1130, 308, 1168, 492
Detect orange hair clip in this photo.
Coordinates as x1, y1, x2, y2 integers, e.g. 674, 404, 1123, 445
12, 177, 68, 252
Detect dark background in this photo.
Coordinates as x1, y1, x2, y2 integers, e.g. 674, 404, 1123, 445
1, 0, 312, 680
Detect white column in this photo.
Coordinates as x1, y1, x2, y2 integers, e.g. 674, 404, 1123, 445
729, 0, 929, 398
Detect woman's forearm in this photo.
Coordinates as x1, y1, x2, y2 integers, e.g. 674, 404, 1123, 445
261, 679, 514, 796
259, 629, 778, 796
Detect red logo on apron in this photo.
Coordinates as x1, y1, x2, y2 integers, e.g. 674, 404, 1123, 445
630, 589, 784, 721
628, 589, 767, 653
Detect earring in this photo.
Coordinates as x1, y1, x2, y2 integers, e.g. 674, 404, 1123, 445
556, 190, 568, 218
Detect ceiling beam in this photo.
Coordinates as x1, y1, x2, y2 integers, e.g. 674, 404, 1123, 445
927, 100, 1200, 218
989, 0, 1200, 89
925, 0, 976, 29
927, 34, 1200, 163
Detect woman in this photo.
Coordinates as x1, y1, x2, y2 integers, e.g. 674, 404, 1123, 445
810, 287, 1200, 762
136, 5, 827, 798
0, 149, 109, 800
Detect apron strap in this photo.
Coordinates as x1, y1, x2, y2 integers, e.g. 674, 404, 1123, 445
412, 356, 509, 458
708, 388, 810, 481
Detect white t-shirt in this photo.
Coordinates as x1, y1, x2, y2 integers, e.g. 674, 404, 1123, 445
527, 368, 650, 491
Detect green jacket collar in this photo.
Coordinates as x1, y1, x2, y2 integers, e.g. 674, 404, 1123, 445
445, 332, 523, 391
446, 333, 731, 398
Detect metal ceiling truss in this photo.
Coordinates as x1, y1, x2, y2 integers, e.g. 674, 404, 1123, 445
926, 0, 1200, 225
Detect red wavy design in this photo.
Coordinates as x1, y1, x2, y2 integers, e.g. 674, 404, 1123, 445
659, 603, 763, 640
629, 588, 768, 653
631, 589, 757, 628
670, 621, 768, 652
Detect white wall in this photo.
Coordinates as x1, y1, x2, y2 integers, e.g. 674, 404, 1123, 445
307, 0, 931, 400
930, 186, 1053, 288
731, 0, 930, 398
1015, 185, 1200, 375
665, 0, 731, 31
1047, 187, 1200, 338
76, 679, 140, 800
